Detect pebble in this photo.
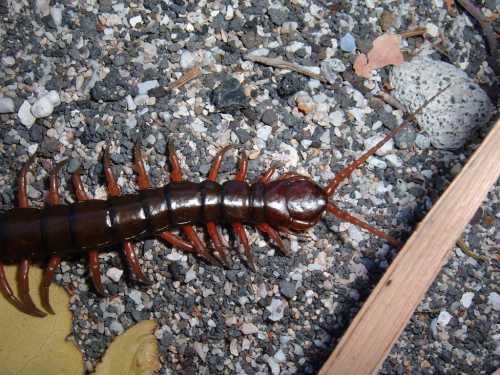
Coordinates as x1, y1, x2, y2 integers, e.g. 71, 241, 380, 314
137, 80, 159, 95
279, 281, 297, 299
266, 299, 286, 321
340, 33, 356, 53
295, 91, 315, 114
211, 77, 248, 112
321, 58, 346, 84
109, 321, 124, 335
180, 50, 196, 70
460, 292, 474, 308
240, 323, 259, 335
128, 290, 143, 305
488, 292, 500, 311
261, 109, 278, 125
31, 96, 54, 118
415, 133, 431, 149
129, 15, 142, 28
267, 357, 280, 375
125, 95, 137, 111
277, 73, 304, 97
106, 267, 123, 282
391, 57, 494, 149
257, 125, 272, 141
18, 101, 36, 128
436, 310, 453, 327
0, 97, 15, 113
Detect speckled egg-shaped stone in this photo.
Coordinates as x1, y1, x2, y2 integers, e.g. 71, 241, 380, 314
390, 57, 493, 149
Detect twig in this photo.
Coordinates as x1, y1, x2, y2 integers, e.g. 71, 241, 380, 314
167, 66, 202, 91
244, 54, 328, 83
455, 0, 499, 75
456, 237, 488, 262
400, 27, 427, 38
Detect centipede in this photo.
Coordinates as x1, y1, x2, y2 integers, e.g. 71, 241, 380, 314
0, 88, 447, 318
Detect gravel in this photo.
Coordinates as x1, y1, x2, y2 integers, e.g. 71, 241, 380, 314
0, 1, 498, 374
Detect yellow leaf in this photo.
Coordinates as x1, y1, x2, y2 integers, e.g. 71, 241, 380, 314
0, 266, 84, 375
93, 320, 160, 375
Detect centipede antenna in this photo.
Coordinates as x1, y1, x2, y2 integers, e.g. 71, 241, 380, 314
325, 83, 452, 197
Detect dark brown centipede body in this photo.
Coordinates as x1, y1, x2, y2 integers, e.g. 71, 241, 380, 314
0, 87, 448, 317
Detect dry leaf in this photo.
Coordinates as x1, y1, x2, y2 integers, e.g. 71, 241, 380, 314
353, 34, 404, 78
93, 320, 160, 375
0, 266, 84, 375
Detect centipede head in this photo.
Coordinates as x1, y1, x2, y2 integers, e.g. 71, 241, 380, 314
264, 176, 328, 231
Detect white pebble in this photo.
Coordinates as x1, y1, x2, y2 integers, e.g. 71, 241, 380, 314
257, 125, 273, 141
126, 95, 137, 111
129, 15, 142, 28
460, 292, 474, 308
0, 97, 15, 113
367, 156, 387, 169
437, 310, 453, 327
46, 90, 61, 106
385, 154, 403, 168
488, 292, 500, 311
267, 358, 280, 375
240, 322, 259, 335
229, 339, 238, 356
31, 96, 54, 118
128, 289, 143, 305
2, 56, 15, 66
106, 267, 124, 282
267, 298, 286, 321
18, 101, 36, 128
137, 80, 159, 95
185, 266, 197, 283
180, 50, 196, 70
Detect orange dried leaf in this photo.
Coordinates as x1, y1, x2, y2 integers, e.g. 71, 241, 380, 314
354, 34, 404, 78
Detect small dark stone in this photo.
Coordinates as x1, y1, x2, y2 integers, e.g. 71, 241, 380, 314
113, 52, 129, 67
90, 82, 126, 102
234, 128, 252, 143
268, 8, 288, 26
240, 31, 262, 49
211, 77, 249, 113
261, 109, 278, 125
279, 280, 297, 299
277, 73, 305, 98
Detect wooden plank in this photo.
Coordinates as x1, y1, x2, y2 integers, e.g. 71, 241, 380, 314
319, 119, 500, 375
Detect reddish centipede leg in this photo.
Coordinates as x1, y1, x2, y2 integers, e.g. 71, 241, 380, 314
231, 152, 257, 270
167, 141, 219, 266
16, 158, 47, 317
72, 171, 105, 296
0, 262, 26, 312
232, 223, 256, 271
257, 223, 290, 256
40, 161, 66, 314
259, 167, 276, 183
326, 203, 402, 247
206, 146, 233, 267
104, 148, 148, 283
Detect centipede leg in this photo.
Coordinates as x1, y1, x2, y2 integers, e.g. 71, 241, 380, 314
232, 223, 256, 271
0, 262, 25, 312
167, 141, 219, 266
72, 170, 105, 295
259, 167, 276, 183
16, 158, 47, 317
206, 146, 233, 267
41, 160, 66, 314
105, 148, 148, 283
257, 223, 290, 256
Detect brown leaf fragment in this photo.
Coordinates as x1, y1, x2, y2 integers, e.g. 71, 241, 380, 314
0, 266, 84, 375
354, 34, 405, 78
93, 320, 160, 375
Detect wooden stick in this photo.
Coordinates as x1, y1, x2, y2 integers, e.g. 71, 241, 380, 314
319, 118, 500, 375
244, 54, 328, 83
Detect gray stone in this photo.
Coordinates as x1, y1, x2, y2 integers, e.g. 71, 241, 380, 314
211, 78, 248, 113
31, 96, 54, 118
0, 97, 15, 113
18, 101, 36, 128
340, 33, 356, 53
261, 109, 278, 125
390, 57, 494, 149
279, 281, 297, 299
